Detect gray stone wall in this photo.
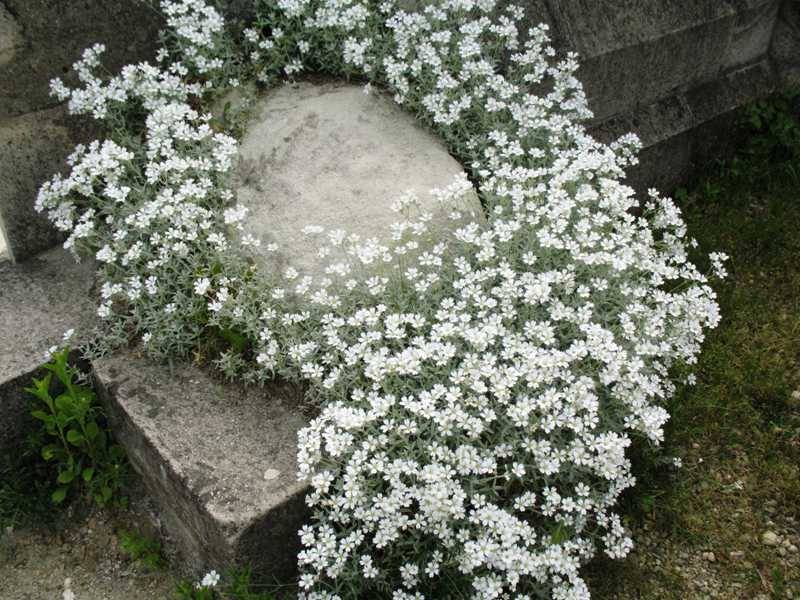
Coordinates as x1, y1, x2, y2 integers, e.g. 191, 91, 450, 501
524, 0, 789, 191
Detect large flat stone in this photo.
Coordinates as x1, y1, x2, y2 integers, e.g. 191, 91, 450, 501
234, 81, 482, 278
0, 247, 96, 453
92, 352, 309, 581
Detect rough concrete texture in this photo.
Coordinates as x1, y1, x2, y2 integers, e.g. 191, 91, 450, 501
0, 247, 96, 453
771, 0, 800, 86
0, 0, 162, 119
234, 81, 482, 278
0, 107, 80, 262
542, 0, 782, 122
0, 3, 22, 67
93, 352, 310, 581
589, 59, 777, 193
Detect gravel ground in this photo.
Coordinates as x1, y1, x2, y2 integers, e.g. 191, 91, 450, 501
0, 485, 178, 600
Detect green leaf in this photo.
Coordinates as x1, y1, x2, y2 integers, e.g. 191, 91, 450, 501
109, 445, 126, 461
66, 429, 84, 446
41, 444, 58, 461
57, 469, 75, 484
51, 486, 68, 504
26, 374, 53, 404
30, 410, 51, 422
85, 421, 99, 441
54, 393, 74, 413
219, 326, 248, 353
82, 467, 95, 482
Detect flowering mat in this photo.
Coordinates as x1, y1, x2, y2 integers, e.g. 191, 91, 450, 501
36, 1, 727, 598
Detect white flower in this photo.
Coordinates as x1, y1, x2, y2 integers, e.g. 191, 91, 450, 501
193, 277, 211, 296
198, 570, 220, 588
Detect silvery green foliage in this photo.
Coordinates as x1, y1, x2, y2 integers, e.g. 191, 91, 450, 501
35, 1, 726, 598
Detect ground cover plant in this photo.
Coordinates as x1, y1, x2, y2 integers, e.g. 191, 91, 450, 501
34, 1, 728, 598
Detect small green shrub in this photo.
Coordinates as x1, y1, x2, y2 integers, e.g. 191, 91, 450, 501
118, 529, 166, 571
25, 347, 127, 506
743, 90, 800, 163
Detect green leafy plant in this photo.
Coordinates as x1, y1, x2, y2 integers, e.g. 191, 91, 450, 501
119, 528, 166, 571
741, 90, 800, 182
25, 347, 127, 506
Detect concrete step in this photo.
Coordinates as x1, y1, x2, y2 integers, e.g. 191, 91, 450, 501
92, 352, 309, 581
0, 247, 96, 452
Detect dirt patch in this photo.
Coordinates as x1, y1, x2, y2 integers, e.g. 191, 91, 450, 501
0, 486, 177, 600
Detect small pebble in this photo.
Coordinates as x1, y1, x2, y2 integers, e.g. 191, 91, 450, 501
702, 551, 716, 562
263, 468, 281, 481
730, 550, 745, 561
763, 531, 780, 546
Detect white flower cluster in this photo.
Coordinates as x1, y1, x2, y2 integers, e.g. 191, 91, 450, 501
36, 0, 239, 356
197, 569, 221, 589
36, 0, 724, 598
241, 1, 721, 597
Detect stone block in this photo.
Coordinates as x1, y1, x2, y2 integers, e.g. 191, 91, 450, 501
0, 0, 162, 119
723, 0, 781, 70
544, 0, 780, 122
546, 1, 731, 119
589, 59, 776, 193
0, 247, 96, 454
0, 107, 76, 263
92, 352, 310, 581
234, 81, 483, 278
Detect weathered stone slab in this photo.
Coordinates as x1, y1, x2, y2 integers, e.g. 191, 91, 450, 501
0, 107, 75, 262
723, 0, 781, 70
0, 247, 96, 453
233, 81, 483, 278
92, 353, 310, 581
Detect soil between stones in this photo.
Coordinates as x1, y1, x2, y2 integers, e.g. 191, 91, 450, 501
0, 479, 177, 600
